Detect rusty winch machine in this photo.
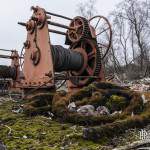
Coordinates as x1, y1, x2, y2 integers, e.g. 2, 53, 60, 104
0, 6, 112, 97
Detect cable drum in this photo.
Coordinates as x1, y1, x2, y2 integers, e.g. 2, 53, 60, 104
51, 45, 84, 72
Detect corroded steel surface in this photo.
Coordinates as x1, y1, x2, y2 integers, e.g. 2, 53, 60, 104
0, 6, 112, 95
22, 7, 54, 88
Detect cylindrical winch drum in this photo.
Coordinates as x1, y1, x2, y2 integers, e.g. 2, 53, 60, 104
51, 45, 84, 72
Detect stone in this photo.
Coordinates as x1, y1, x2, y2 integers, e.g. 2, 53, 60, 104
68, 102, 76, 112
77, 105, 95, 116
0, 141, 7, 150
96, 106, 110, 115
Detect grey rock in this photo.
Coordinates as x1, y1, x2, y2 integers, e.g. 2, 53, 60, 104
96, 106, 110, 115
77, 105, 95, 116
0, 141, 7, 150
68, 102, 76, 112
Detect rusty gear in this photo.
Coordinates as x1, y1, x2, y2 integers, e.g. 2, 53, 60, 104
67, 17, 91, 43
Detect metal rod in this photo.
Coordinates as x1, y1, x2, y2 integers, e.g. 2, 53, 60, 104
47, 20, 74, 30
18, 22, 26, 27
48, 29, 67, 36
54, 75, 100, 80
0, 55, 23, 59
46, 11, 72, 21
0, 49, 14, 52
0, 55, 11, 59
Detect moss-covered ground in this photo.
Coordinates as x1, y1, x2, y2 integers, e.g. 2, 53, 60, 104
0, 99, 107, 150
0, 81, 149, 150
0, 97, 143, 150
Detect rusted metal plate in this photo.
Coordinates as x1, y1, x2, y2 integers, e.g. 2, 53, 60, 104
22, 7, 54, 88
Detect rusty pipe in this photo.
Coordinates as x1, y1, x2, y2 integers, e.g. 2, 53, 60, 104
0, 55, 12, 59
47, 21, 74, 30
46, 11, 72, 21
0, 54, 23, 59
0, 49, 15, 52
54, 75, 100, 80
18, 22, 27, 27
48, 29, 67, 36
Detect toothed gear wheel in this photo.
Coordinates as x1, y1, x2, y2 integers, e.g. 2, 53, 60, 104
69, 39, 102, 86
67, 16, 92, 43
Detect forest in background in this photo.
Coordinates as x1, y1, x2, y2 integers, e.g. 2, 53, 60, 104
77, 0, 150, 80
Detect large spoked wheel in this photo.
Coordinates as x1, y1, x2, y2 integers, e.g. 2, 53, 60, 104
69, 39, 101, 86
89, 16, 112, 60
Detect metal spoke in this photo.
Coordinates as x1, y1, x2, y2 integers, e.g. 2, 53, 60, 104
96, 27, 109, 36
95, 18, 101, 29
89, 16, 112, 60
98, 43, 108, 48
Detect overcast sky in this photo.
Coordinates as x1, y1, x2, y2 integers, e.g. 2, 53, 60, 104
0, 0, 122, 65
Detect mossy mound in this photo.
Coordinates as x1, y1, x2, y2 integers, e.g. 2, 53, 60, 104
21, 81, 149, 142
23, 93, 54, 116
106, 95, 128, 112
0, 100, 106, 150
83, 106, 150, 141
52, 82, 143, 125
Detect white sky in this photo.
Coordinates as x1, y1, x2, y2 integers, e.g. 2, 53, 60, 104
0, 0, 122, 65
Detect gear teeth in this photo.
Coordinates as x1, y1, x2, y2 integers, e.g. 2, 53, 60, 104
69, 17, 102, 86
80, 17, 92, 40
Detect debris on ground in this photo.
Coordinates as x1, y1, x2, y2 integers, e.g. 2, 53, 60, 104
0, 81, 150, 149
0, 141, 7, 150
95, 106, 110, 115
12, 105, 24, 114
68, 102, 76, 112
130, 84, 150, 92
47, 111, 54, 120
0, 97, 11, 105
77, 105, 95, 116
113, 140, 150, 150
22, 135, 28, 139
141, 94, 148, 104
109, 74, 126, 87
132, 77, 150, 85
109, 75, 150, 92
111, 110, 122, 116
125, 78, 150, 92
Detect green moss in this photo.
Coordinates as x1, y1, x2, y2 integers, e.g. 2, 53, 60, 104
52, 82, 143, 126
0, 90, 149, 149
64, 113, 127, 126
0, 100, 104, 150
23, 93, 53, 115
93, 81, 128, 90
83, 104, 150, 141
106, 95, 128, 112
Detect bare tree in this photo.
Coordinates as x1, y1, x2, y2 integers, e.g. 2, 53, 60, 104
77, 0, 150, 79
110, 0, 150, 79
77, 0, 97, 19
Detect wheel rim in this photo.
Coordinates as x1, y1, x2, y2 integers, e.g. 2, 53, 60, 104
89, 16, 112, 60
